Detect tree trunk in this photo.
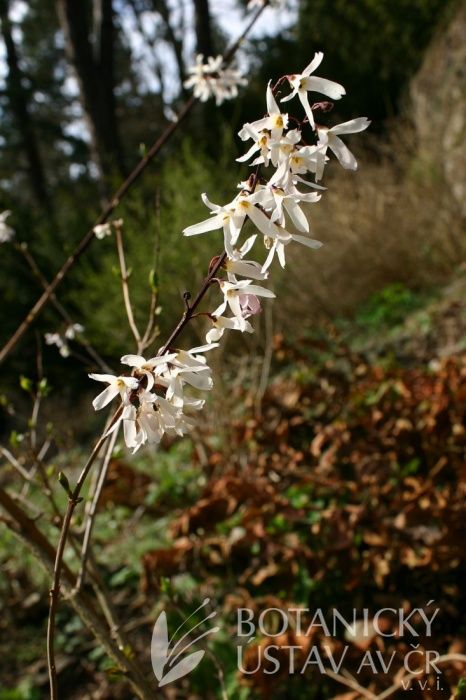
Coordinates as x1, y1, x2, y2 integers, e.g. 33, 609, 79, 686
0, 0, 52, 212
56, 0, 126, 188
193, 0, 214, 57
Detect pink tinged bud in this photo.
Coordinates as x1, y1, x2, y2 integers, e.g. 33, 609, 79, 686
239, 294, 261, 318
312, 100, 333, 113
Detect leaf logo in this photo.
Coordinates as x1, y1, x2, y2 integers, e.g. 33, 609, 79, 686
151, 598, 219, 687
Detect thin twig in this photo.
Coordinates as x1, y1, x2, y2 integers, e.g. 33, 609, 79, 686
140, 190, 162, 350
115, 223, 142, 347
75, 426, 119, 592
16, 242, 111, 372
0, 1, 269, 366
47, 407, 122, 700
0, 488, 154, 699
205, 647, 229, 700
0, 445, 32, 481
4, 420, 147, 691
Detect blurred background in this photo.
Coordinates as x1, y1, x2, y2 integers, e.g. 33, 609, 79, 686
0, 0, 465, 698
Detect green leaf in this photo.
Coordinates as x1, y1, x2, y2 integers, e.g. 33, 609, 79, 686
19, 376, 33, 393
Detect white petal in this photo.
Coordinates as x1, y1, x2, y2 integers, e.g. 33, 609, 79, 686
89, 373, 116, 384
280, 89, 297, 104
329, 136, 358, 170
246, 204, 279, 237
266, 81, 279, 115
283, 199, 309, 232
261, 241, 277, 273
189, 343, 219, 354
302, 52, 324, 77
237, 143, 260, 163
240, 234, 257, 256
120, 354, 145, 368
123, 416, 137, 448
330, 117, 371, 135
277, 242, 286, 268
92, 384, 119, 411
229, 260, 266, 280
227, 294, 245, 327
291, 234, 323, 249
302, 76, 345, 100
298, 91, 315, 129
244, 284, 275, 298
183, 213, 224, 236
212, 299, 227, 317
206, 327, 224, 343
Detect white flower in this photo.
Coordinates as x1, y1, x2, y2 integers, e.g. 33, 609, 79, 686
184, 54, 247, 106
93, 223, 112, 239
259, 185, 321, 233
225, 235, 268, 281
45, 332, 70, 357
206, 314, 254, 343
89, 373, 139, 410
183, 194, 243, 255
120, 353, 176, 390
46, 324, 84, 357
261, 227, 323, 272
171, 344, 217, 391
316, 117, 371, 177
150, 344, 217, 411
64, 323, 84, 340
116, 393, 181, 453
237, 83, 289, 165
184, 190, 281, 255
0, 211, 14, 243
216, 279, 275, 330
237, 125, 272, 167
281, 53, 345, 129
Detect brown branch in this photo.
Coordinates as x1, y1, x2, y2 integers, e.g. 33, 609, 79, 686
0, 0, 269, 366
47, 406, 122, 700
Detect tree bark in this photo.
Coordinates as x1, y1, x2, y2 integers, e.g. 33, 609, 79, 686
193, 0, 214, 57
56, 0, 126, 187
0, 0, 52, 211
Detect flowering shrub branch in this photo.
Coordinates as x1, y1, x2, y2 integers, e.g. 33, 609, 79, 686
89, 53, 370, 455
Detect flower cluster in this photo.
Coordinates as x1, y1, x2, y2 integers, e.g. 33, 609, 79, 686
90, 53, 369, 451
184, 55, 247, 105
90, 345, 215, 452
0, 210, 14, 243
93, 218, 123, 240
45, 323, 84, 358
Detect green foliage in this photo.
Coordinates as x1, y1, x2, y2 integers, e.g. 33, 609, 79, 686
0, 683, 40, 700
73, 134, 235, 362
355, 282, 426, 330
